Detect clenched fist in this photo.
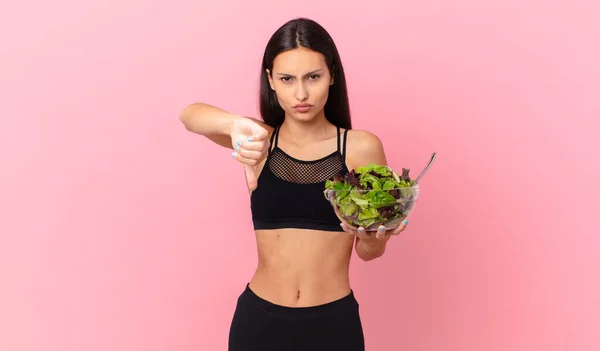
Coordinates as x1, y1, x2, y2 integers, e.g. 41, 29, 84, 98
230, 117, 270, 190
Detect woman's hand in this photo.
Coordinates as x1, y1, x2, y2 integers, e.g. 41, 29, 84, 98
341, 219, 408, 240
230, 117, 270, 190
340, 220, 409, 261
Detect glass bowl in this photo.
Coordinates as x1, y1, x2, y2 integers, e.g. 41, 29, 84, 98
325, 185, 419, 232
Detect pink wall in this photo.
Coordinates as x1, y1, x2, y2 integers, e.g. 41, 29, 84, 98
1, 1, 598, 350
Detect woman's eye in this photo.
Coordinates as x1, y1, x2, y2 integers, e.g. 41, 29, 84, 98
280, 75, 319, 82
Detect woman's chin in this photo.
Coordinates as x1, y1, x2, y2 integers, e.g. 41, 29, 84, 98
287, 110, 319, 122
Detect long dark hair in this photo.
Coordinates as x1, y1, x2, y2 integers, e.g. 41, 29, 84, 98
259, 18, 352, 129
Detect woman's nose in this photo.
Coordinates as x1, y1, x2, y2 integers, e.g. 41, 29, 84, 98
295, 82, 308, 101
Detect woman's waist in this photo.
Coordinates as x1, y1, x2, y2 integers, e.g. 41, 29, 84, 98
248, 269, 352, 307
250, 229, 354, 306
255, 228, 354, 260
254, 237, 352, 285
239, 281, 358, 319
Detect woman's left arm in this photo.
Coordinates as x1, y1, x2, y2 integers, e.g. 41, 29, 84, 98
343, 130, 409, 261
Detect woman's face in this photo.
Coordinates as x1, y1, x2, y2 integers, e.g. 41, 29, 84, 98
267, 47, 334, 123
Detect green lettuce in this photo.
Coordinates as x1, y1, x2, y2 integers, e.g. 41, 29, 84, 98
324, 164, 416, 229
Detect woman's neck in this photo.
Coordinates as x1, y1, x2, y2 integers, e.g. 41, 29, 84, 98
278, 114, 333, 145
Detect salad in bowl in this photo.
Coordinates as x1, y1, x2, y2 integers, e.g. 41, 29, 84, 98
324, 164, 419, 232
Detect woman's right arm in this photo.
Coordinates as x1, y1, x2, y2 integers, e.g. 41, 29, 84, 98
179, 102, 271, 190
179, 103, 249, 150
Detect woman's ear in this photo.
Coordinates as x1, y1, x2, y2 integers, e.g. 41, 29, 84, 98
266, 69, 275, 90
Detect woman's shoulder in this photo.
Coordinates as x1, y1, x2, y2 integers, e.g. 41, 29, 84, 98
343, 129, 387, 168
345, 129, 382, 146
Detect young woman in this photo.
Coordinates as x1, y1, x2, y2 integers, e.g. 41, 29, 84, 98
180, 17, 408, 351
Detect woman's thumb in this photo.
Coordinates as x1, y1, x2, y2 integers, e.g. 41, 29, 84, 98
243, 164, 258, 191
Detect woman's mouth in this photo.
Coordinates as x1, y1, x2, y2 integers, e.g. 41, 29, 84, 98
294, 104, 313, 113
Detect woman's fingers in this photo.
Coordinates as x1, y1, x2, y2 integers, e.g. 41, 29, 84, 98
236, 140, 268, 152
232, 140, 268, 166
232, 150, 262, 166
375, 225, 388, 240
391, 219, 409, 235
340, 223, 360, 234
339, 223, 352, 233
236, 145, 265, 160
340, 223, 375, 239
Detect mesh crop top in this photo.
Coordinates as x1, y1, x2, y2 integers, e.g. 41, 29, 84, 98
250, 125, 350, 232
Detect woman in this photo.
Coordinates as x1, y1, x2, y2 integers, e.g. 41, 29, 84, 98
180, 17, 408, 351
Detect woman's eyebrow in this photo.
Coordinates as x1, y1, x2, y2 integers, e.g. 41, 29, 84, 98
275, 69, 324, 77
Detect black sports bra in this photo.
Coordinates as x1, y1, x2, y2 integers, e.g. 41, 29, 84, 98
250, 125, 350, 232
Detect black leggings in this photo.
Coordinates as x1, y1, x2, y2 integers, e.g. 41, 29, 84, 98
228, 284, 365, 351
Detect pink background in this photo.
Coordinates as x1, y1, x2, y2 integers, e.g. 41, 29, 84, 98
1, 1, 598, 350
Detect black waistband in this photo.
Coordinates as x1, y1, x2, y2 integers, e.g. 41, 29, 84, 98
238, 283, 358, 320
252, 218, 345, 232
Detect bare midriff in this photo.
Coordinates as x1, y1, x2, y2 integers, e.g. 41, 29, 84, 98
249, 228, 356, 307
